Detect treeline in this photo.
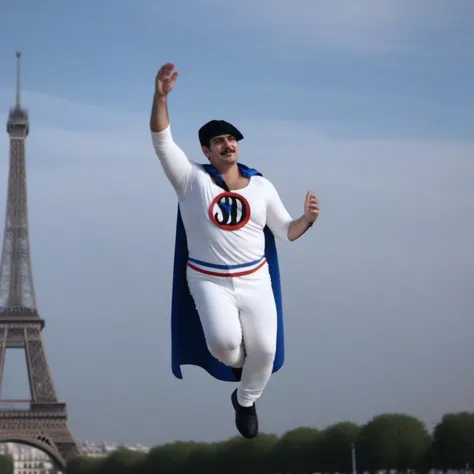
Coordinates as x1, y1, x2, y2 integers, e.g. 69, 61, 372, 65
66, 411, 474, 474
0, 455, 13, 474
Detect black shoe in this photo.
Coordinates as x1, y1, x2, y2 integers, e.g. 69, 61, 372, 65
231, 389, 258, 439
232, 367, 242, 381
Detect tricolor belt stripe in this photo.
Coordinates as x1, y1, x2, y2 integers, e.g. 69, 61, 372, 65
187, 256, 267, 277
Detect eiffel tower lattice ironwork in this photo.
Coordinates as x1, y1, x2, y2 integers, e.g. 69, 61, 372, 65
0, 52, 79, 469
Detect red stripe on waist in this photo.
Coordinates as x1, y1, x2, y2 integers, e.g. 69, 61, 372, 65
187, 259, 267, 277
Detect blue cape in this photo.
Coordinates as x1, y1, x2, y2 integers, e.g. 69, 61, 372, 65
170, 163, 285, 382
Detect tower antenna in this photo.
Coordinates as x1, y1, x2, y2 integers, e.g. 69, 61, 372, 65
15, 51, 21, 108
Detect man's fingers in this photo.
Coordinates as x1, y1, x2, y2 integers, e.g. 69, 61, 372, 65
306, 192, 318, 205
305, 191, 319, 216
160, 62, 175, 72
157, 63, 176, 80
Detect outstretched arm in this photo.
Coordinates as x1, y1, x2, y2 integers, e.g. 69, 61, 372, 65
150, 63, 193, 199
150, 87, 170, 133
287, 191, 319, 241
266, 183, 319, 242
287, 215, 314, 241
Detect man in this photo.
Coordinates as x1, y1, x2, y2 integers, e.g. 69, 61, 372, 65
150, 63, 319, 439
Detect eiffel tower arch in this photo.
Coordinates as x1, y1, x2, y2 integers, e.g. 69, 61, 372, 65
0, 52, 80, 470
0, 433, 66, 471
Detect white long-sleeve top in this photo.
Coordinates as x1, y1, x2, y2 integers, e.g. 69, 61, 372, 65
151, 125, 292, 276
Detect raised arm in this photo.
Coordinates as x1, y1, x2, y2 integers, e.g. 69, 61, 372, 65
150, 63, 193, 199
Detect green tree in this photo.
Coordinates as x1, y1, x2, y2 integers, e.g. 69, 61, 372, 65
318, 421, 360, 473
430, 411, 474, 469
271, 427, 320, 474
215, 434, 278, 474
182, 442, 218, 474
65, 455, 104, 474
143, 440, 196, 474
0, 454, 13, 474
356, 413, 431, 471
99, 447, 147, 474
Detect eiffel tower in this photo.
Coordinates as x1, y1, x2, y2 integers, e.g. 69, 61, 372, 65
0, 52, 79, 469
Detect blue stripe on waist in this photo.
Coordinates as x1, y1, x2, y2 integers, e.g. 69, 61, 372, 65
187, 256, 264, 270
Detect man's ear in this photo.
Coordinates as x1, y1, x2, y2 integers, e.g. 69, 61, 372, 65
201, 145, 210, 160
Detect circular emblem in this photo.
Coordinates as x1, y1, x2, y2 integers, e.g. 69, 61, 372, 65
209, 192, 251, 231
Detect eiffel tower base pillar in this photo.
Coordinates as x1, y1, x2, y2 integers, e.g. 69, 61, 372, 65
0, 319, 80, 469
0, 404, 80, 469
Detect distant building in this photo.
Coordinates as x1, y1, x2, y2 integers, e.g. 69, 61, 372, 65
0, 443, 53, 474
79, 440, 149, 457
0, 440, 150, 474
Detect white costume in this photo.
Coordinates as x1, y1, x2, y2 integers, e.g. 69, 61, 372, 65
151, 126, 293, 407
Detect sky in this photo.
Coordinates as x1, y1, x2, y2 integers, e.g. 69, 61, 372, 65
0, 0, 473, 449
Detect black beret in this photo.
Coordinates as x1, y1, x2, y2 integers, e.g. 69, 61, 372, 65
198, 120, 244, 146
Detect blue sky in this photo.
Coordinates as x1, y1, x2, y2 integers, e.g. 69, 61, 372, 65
0, 0, 473, 449
2, 0, 473, 139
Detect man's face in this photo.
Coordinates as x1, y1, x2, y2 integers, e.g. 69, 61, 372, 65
203, 134, 239, 165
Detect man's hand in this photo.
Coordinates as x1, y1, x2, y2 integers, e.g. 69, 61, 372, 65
304, 191, 319, 224
155, 63, 179, 97
287, 191, 319, 241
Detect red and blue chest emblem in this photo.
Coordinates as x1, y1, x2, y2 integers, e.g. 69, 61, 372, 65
208, 191, 250, 231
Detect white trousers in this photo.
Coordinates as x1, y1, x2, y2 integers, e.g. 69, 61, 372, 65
186, 264, 278, 407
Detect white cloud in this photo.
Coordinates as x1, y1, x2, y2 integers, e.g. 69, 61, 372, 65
0, 91, 473, 444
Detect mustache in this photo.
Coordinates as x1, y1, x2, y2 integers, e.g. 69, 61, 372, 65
221, 147, 236, 155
